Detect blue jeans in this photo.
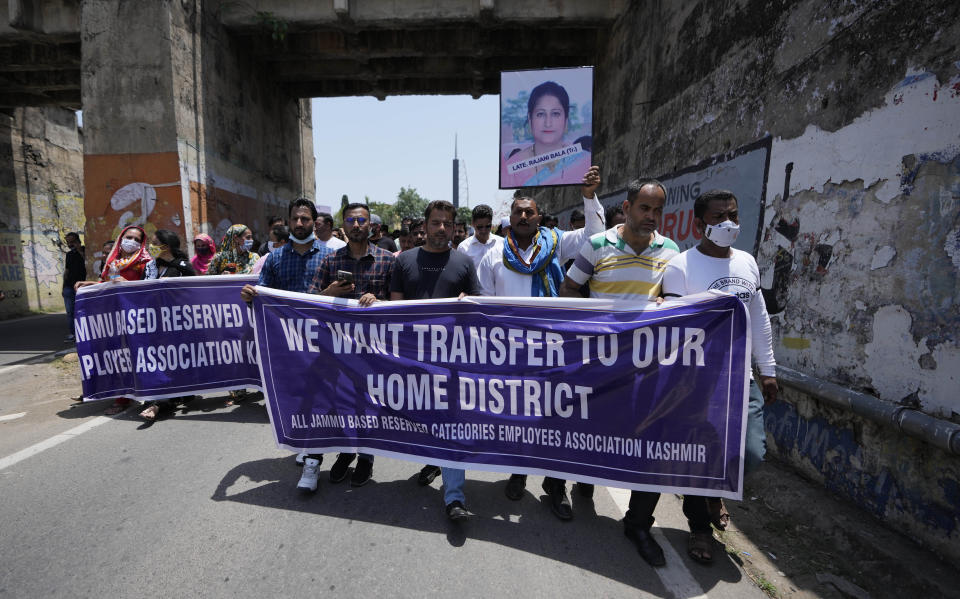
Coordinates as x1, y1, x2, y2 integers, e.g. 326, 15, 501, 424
441, 467, 465, 505
744, 378, 767, 476
62, 287, 76, 335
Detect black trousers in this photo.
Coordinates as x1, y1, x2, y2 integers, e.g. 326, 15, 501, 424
624, 490, 712, 533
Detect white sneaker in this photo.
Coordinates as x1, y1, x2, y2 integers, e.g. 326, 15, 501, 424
297, 458, 320, 492
295, 452, 307, 466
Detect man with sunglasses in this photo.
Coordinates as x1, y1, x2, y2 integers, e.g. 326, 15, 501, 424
456, 204, 502, 268
302, 202, 397, 490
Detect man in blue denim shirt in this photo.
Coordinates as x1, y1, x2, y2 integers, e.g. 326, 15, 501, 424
240, 198, 333, 495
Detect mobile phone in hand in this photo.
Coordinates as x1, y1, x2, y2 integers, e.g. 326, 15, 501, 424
337, 270, 354, 284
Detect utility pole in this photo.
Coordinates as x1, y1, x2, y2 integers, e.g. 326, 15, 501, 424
452, 133, 459, 209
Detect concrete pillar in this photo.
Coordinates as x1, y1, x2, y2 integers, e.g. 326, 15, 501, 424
0, 107, 84, 318
80, 0, 314, 262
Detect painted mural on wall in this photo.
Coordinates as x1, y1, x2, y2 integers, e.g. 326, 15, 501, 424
758, 69, 960, 419
82, 152, 185, 265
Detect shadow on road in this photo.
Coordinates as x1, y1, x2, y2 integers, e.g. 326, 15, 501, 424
211, 456, 743, 593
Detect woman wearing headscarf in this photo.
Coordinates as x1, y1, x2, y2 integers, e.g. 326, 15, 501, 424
207, 224, 259, 275
139, 229, 196, 421
208, 224, 258, 404
191, 233, 216, 275
74, 225, 155, 415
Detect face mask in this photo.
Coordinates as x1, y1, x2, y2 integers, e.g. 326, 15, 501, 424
242, 239, 254, 251
120, 238, 141, 254
147, 243, 163, 258
269, 242, 284, 252
290, 231, 316, 244
704, 220, 740, 247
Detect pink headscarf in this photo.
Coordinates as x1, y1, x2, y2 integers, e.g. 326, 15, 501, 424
191, 234, 216, 275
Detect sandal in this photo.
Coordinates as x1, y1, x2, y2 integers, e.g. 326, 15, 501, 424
706, 497, 730, 530
104, 401, 128, 415
687, 532, 714, 564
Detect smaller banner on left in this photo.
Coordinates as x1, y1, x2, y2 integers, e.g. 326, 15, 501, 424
74, 275, 261, 401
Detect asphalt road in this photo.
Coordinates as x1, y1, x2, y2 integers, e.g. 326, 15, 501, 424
0, 394, 767, 599
0, 312, 73, 367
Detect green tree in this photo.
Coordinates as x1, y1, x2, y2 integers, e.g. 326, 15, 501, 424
456, 206, 472, 224
337, 194, 349, 226
394, 187, 429, 220
367, 200, 398, 231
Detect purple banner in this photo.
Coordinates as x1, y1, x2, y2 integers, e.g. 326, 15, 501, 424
74, 275, 260, 401
253, 289, 751, 498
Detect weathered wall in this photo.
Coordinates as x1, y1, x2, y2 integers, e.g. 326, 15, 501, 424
81, 0, 313, 257
540, 0, 960, 559
0, 106, 84, 319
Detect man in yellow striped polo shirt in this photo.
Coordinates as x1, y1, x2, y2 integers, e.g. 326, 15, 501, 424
558, 178, 678, 567
563, 178, 678, 301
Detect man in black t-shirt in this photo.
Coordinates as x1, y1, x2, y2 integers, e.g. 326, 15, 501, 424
390, 200, 479, 522
63, 232, 86, 341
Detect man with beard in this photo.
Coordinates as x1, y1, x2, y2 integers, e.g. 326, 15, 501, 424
559, 179, 678, 566
304, 202, 397, 490
389, 200, 480, 521
476, 165, 606, 520
241, 198, 335, 490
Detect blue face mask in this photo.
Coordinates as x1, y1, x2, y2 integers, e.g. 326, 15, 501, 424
290, 231, 316, 244
242, 239, 255, 251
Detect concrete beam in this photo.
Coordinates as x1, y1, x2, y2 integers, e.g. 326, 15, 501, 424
217, 0, 622, 28
0, 40, 80, 71
0, 88, 78, 108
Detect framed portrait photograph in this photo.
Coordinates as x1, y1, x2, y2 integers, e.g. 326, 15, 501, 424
499, 66, 594, 189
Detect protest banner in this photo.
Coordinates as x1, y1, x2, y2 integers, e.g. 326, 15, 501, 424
252, 288, 751, 499
74, 275, 261, 401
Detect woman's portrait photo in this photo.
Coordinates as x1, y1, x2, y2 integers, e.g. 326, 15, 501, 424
499, 67, 593, 188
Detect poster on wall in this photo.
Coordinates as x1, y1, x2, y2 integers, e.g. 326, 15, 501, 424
554, 137, 772, 255
499, 67, 594, 189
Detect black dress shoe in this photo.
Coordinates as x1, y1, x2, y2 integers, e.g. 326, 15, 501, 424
329, 453, 355, 483
417, 465, 442, 486
504, 474, 527, 500
624, 526, 666, 567
542, 480, 573, 521
446, 500, 470, 521
576, 482, 595, 498
350, 458, 373, 487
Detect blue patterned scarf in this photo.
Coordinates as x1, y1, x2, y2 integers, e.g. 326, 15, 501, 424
502, 226, 565, 297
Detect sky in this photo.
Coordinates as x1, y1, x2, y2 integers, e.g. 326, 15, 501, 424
311, 95, 517, 219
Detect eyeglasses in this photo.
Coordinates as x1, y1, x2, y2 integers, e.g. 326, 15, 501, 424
345, 217, 367, 225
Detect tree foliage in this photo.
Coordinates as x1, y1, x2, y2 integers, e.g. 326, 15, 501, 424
393, 187, 429, 221
456, 206, 472, 224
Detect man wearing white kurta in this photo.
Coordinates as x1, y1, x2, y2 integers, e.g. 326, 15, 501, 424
475, 165, 606, 519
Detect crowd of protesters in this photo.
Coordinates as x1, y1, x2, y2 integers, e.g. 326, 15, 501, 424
61, 163, 778, 568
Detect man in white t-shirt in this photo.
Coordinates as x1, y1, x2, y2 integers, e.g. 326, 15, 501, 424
315, 211, 347, 251
456, 204, 502, 268
476, 165, 606, 517
655, 189, 779, 566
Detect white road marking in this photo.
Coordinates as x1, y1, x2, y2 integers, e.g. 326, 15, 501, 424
0, 417, 112, 472
0, 412, 27, 422
606, 487, 709, 599
0, 364, 25, 376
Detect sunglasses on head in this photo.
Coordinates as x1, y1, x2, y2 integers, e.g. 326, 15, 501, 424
345, 217, 367, 225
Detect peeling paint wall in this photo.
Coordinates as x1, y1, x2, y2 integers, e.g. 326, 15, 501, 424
537, 0, 960, 558
0, 107, 84, 319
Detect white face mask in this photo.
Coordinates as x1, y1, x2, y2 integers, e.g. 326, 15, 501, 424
242, 239, 254, 251
704, 220, 740, 247
120, 238, 141, 254
269, 242, 284, 252
290, 231, 316, 244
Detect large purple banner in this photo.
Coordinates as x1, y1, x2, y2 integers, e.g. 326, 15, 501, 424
74, 275, 261, 401
253, 289, 751, 498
